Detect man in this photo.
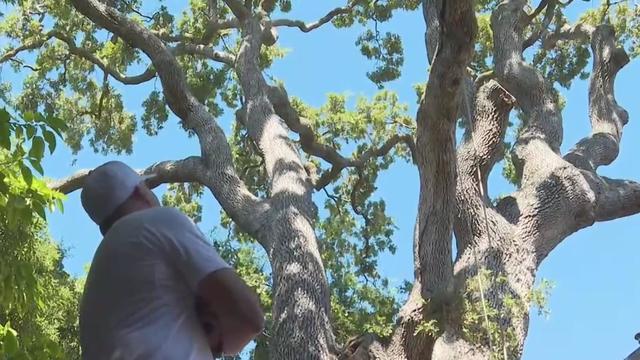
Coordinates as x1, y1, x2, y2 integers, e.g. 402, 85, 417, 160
79, 161, 264, 359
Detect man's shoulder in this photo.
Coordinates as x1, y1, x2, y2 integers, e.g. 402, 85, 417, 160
138, 207, 193, 228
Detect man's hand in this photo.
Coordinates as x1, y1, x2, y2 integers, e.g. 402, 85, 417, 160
196, 296, 223, 357
196, 268, 264, 355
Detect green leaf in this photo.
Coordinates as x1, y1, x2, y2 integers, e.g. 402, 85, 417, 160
45, 116, 67, 135
25, 125, 36, 140
55, 198, 64, 213
0, 116, 10, 150
29, 158, 44, 175
33, 202, 46, 220
23, 111, 36, 123
4, 326, 19, 355
43, 130, 56, 154
14, 124, 23, 140
0, 108, 9, 122
29, 136, 45, 160
20, 164, 32, 186
0, 176, 9, 195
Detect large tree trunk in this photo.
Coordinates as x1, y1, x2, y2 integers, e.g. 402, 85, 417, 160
234, 17, 338, 359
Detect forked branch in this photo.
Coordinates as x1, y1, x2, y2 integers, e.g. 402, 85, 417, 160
265, 85, 416, 190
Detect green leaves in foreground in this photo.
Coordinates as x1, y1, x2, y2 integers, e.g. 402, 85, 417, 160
0, 108, 79, 359
0, 108, 66, 226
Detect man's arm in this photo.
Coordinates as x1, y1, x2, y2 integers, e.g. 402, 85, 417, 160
196, 268, 265, 355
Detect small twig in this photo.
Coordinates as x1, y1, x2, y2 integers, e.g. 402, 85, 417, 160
7, 58, 39, 72
322, 187, 342, 212
97, 70, 109, 123
123, 0, 154, 21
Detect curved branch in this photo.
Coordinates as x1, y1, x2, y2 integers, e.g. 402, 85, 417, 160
564, 25, 630, 171
414, 0, 477, 298
265, 85, 416, 190
270, 4, 354, 33
69, 0, 267, 236
492, 1, 565, 185
0, 31, 157, 85
51, 30, 157, 85
527, 0, 550, 22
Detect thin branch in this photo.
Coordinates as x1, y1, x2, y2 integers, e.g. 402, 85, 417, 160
0, 33, 55, 64
350, 168, 373, 275
0, 31, 157, 85
270, 4, 354, 33
123, 0, 154, 22
51, 30, 158, 85
474, 70, 495, 87
7, 58, 39, 72
96, 70, 109, 123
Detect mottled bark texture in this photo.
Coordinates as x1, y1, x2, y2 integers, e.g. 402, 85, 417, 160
50, 0, 640, 359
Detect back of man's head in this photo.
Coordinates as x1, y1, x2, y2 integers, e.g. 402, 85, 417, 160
81, 161, 157, 235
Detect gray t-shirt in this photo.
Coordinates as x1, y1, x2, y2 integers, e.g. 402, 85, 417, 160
80, 207, 229, 360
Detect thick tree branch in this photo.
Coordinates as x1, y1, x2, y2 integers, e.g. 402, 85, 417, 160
455, 80, 516, 253
525, 25, 632, 264
270, 4, 354, 32
542, 22, 594, 50
593, 177, 640, 222
69, 0, 267, 237
414, 0, 477, 300
492, 0, 565, 185
564, 25, 630, 171
48, 157, 203, 194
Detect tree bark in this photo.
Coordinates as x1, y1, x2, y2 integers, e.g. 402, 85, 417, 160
234, 16, 338, 359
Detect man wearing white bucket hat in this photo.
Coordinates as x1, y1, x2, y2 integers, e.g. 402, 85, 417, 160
79, 161, 264, 359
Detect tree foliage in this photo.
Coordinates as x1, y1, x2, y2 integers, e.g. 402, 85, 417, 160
0, 107, 79, 359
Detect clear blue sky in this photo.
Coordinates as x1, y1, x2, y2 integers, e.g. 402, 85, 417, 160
4, 1, 638, 358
